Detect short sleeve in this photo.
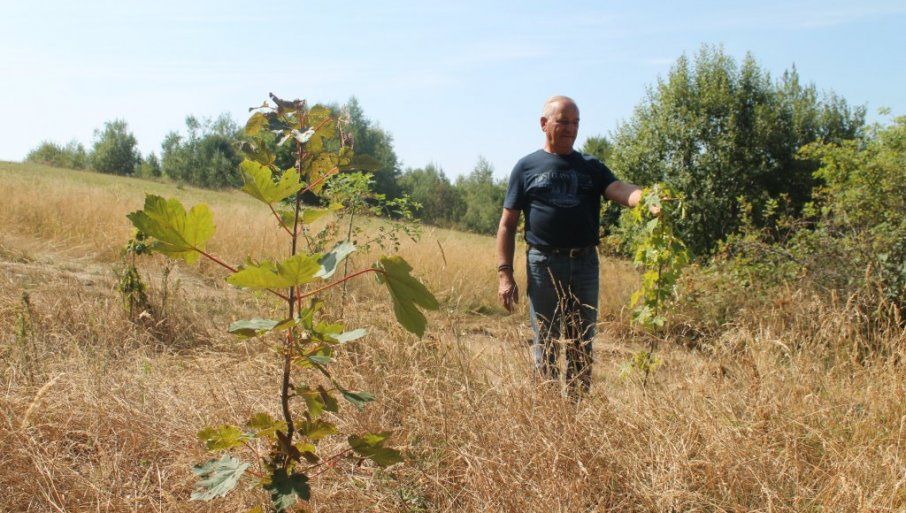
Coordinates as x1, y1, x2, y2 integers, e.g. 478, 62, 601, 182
583, 155, 617, 193
599, 160, 618, 192
503, 160, 525, 210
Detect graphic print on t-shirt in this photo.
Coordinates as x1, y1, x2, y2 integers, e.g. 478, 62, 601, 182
525, 169, 579, 208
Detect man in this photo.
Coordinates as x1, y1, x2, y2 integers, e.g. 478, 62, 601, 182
495, 95, 650, 395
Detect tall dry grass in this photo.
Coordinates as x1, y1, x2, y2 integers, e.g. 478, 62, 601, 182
1, 163, 904, 512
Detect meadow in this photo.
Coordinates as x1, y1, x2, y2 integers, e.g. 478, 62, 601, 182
1, 161, 903, 512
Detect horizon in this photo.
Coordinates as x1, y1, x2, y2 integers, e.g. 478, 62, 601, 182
2, 0, 904, 179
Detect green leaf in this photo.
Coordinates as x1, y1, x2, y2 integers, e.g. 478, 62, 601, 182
348, 432, 403, 468
228, 318, 295, 339
278, 253, 323, 285
245, 112, 268, 136
296, 442, 319, 463
298, 419, 337, 441
264, 468, 310, 511
304, 153, 338, 193
339, 389, 375, 411
227, 254, 322, 290
315, 241, 356, 279
295, 385, 331, 420
279, 208, 330, 228
197, 425, 248, 451
245, 413, 286, 439
127, 195, 215, 264
190, 454, 249, 501
238, 140, 275, 166
239, 160, 302, 205
328, 328, 367, 343
374, 256, 439, 337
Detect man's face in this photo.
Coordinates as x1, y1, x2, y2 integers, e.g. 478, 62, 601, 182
541, 101, 579, 155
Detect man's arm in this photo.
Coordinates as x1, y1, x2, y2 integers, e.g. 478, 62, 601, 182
604, 181, 643, 207
495, 208, 520, 312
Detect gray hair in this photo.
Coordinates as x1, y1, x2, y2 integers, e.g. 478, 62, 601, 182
542, 95, 577, 118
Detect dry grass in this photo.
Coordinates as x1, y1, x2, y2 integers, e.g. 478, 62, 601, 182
1, 162, 904, 512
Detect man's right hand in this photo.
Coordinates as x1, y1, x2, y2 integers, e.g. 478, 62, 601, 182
498, 271, 519, 313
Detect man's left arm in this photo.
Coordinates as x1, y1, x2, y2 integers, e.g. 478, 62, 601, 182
604, 181, 643, 208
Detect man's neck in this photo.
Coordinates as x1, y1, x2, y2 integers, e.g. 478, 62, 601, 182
542, 144, 574, 156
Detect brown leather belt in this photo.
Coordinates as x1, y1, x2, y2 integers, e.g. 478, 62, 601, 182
528, 244, 595, 257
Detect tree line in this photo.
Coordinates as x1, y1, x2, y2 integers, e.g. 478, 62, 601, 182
25, 46, 903, 305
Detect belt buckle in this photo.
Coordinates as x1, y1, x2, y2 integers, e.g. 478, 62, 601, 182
568, 247, 582, 258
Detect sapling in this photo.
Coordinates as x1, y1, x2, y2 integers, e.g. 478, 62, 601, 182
621, 184, 689, 384
126, 94, 438, 512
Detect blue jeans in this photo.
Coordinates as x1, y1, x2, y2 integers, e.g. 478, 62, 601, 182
526, 247, 599, 394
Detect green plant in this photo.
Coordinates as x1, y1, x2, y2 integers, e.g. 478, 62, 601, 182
114, 231, 151, 320
126, 94, 438, 512
622, 185, 689, 383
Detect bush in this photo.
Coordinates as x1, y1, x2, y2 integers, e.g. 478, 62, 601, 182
90, 120, 140, 175
25, 140, 88, 169
398, 163, 464, 226
798, 115, 906, 310
161, 115, 242, 188
455, 157, 507, 235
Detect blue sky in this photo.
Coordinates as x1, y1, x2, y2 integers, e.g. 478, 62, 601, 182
2, 0, 904, 179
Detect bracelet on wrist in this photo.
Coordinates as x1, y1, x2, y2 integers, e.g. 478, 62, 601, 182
497, 263, 513, 272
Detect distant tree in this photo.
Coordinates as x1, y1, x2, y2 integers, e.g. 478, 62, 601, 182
90, 120, 141, 175
161, 114, 242, 188
609, 45, 865, 255
581, 135, 621, 234
398, 163, 463, 225
581, 135, 613, 162
137, 152, 162, 178
26, 140, 88, 169
455, 157, 507, 235
343, 97, 402, 198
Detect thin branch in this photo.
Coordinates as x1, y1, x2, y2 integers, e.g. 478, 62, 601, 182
298, 166, 340, 197
194, 242, 292, 304
307, 448, 355, 478
297, 268, 384, 301
268, 202, 294, 237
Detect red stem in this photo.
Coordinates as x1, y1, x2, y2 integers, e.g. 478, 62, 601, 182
196, 248, 290, 302
298, 166, 340, 198
268, 203, 294, 237
307, 447, 355, 478
297, 268, 383, 301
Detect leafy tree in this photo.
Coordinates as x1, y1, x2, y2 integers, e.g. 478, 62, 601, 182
342, 97, 402, 198
161, 114, 242, 188
609, 45, 865, 255
581, 135, 613, 162
137, 152, 162, 178
455, 157, 507, 234
398, 163, 464, 226
25, 140, 88, 169
128, 94, 438, 511
798, 115, 906, 308
90, 120, 141, 175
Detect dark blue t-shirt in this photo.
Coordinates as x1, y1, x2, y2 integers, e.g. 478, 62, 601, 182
503, 150, 617, 248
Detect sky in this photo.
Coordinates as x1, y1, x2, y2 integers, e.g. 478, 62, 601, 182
1, 0, 905, 179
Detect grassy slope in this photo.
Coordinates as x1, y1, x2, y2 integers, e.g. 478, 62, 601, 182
1, 162, 903, 512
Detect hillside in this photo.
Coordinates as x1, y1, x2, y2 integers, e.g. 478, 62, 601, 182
1, 162, 903, 512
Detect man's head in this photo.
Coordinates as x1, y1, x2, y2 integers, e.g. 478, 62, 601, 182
540, 95, 579, 155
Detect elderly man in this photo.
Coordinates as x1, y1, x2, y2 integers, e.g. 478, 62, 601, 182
495, 95, 649, 395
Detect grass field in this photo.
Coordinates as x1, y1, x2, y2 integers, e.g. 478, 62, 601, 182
1, 161, 903, 512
